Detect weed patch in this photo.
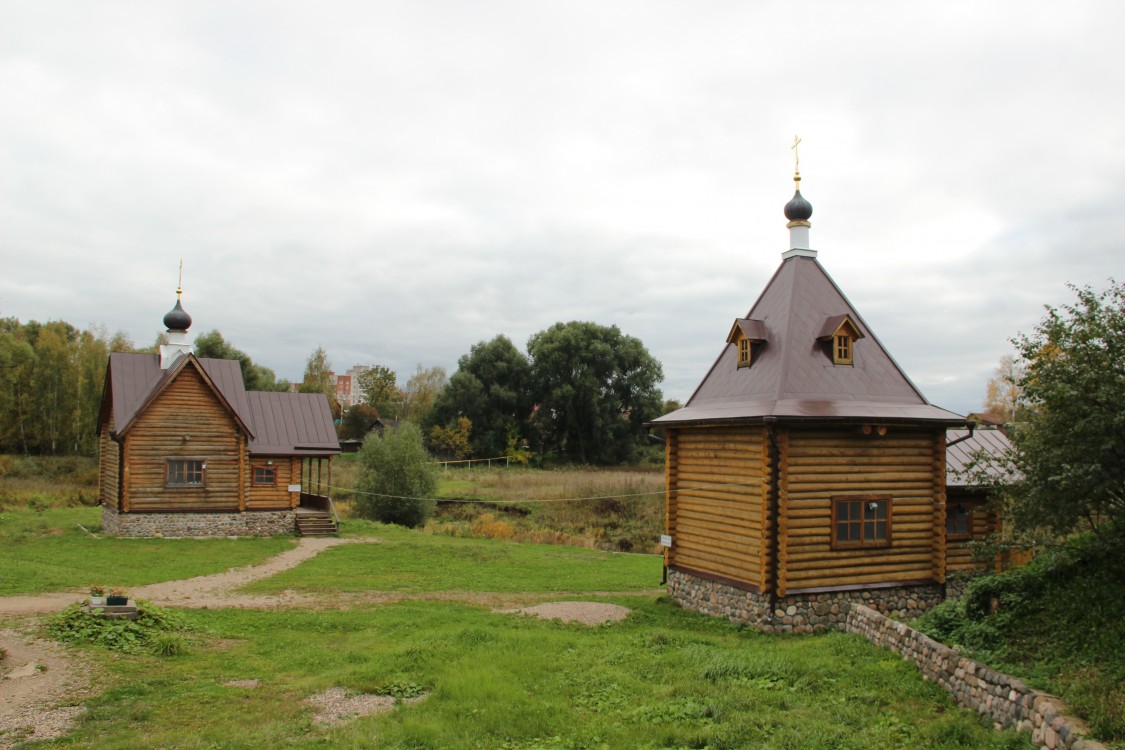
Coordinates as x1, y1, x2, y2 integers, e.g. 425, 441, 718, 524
46, 600, 196, 655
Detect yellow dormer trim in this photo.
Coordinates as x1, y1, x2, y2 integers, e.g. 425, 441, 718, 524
816, 314, 864, 366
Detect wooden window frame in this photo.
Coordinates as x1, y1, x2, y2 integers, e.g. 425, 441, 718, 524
946, 501, 973, 540
834, 334, 853, 365
252, 464, 277, 487
832, 495, 892, 549
737, 338, 751, 368
166, 457, 206, 488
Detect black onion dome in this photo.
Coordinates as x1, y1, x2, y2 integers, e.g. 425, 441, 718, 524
784, 189, 813, 222
163, 299, 192, 331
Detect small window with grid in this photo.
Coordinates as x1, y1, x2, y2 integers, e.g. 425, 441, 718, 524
832, 495, 891, 548
835, 334, 853, 365
738, 338, 751, 368
252, 465, 277, 486
166, 458, 205, 487
946, 502, 972, 540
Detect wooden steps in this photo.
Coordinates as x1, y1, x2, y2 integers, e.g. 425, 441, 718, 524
295, 512, 338, 537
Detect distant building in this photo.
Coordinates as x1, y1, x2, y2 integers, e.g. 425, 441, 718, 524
336, 365, 370, 410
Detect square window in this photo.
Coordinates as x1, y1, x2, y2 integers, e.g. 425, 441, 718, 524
832, 496, 892, 549
253, 465, 276, 486
166, 459, 205, 487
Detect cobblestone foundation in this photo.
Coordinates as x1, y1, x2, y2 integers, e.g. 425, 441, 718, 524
101, 505, 296, 538
846, 604, 1106, 750
667, 567, 944, 634
944, 571, 982, 600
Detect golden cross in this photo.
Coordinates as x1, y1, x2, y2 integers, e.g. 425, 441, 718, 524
791, 135, 801, 175
177, 259, 183, 298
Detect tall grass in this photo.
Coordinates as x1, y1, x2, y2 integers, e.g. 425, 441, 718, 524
0, 454, 99, 509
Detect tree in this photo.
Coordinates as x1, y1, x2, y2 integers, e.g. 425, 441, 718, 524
426, 335, 531, 458
194, 329, 288, 392
527, 321, 664, 464
354, 422, 438, 527
402, 365, 447, 424
357, 364, 402, 418
1003, 281, 1125, 537
429, 416, 472, 460
300, 346, 338, 414
982, 354, 1027, 424
0, 329, 36, 454
338, 404, 382, 440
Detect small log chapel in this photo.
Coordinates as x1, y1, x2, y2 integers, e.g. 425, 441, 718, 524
97, 287, 340, 537
652, 164, 1005, 633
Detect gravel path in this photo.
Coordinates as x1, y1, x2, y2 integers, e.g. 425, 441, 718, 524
0, 629, 94, 750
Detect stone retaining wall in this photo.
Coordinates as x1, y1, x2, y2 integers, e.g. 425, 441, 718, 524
845, 604, 1105, 750
667, 567, 944, 634
101, 505, 296, 538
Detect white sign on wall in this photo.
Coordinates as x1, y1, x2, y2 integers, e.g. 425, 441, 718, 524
287, 484, 302, 493
660, 534, 672, 548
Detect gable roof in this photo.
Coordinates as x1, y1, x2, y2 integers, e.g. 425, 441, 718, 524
102, 352, 254, 437
99, 352, 340, 456
246, 391, 341, 456
654, 255, 965, 425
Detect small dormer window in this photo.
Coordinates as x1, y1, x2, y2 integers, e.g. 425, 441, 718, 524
727, 318, 768, 371
816, 314, 864, 367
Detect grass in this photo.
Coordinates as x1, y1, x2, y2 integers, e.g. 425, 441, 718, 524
246, 519, 661, 594
43, 599, 1032, 750
914, 529, 1125, 745
0, 506, 294, 595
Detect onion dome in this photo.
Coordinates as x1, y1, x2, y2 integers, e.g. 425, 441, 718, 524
163, 298, 192, 331
784, 189, 813, 223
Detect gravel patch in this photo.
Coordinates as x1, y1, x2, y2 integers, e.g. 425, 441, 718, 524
306, 687, 427, 726
223, 679, 261, 688
0, 630, 94, 750
498, 600, 631, 626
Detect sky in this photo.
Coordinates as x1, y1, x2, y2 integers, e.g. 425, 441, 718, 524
1, 1, 1122, 416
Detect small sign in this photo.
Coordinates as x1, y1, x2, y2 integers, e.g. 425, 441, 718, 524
287, 484, 302, 493
660, 534, 672, 548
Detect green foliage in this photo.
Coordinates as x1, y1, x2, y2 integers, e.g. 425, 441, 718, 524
338, 404, 382, 440
193, 329, 289, 391
1006, 280, 1125, 535
527, 321, 664, 465
357, 363, 403, 417
402, 364, 447, 424
429, 416, 473, 460
47, 600, 194, 655
298, 346, 338, 414
354, 423, 439, 527
428, 335, 532, 459
915, 528, 1125, 741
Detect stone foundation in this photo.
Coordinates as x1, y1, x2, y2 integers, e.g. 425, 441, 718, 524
101, 505, 296, 538
667, 567, 945, 633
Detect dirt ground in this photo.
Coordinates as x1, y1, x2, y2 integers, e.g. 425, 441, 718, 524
0, 536, 638, 744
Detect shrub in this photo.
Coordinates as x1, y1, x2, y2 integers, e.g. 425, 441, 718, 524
47, 600, 193, 655
354, 423, 439, 528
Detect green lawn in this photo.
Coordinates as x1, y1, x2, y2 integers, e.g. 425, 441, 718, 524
45, 600, 1031, 750
247, 520, 662, 595
0, 507, 294, 595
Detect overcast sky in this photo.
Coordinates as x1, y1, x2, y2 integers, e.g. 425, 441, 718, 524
2, 1, 1121, 416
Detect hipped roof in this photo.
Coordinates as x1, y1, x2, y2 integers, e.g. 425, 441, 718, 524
100, 352, 339, 456
653, 255, 965, 426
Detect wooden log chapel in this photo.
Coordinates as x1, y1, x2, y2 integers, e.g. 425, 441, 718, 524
651, 165, 1008, 632
97, 285, 340, 537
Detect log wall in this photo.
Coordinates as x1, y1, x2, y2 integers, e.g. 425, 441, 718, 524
98, 411, 120, 510
945, 490, 998, 573
778, 426, 943, 594
666, 425, 768, 590
123, 367, 245, 512
246, 456, 298, 510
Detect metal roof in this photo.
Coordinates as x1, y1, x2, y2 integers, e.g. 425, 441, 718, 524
653, 255, 966, 425
946, 428, 1014, 488
101, 352, 338, 456
246, 391, 341, 456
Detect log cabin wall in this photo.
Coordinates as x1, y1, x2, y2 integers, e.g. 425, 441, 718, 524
123, 367, 244, 512
778, 425, 943, 594
945, 489, 997, 574
98, 410, 120, 510
246, 456, 297, 511
667, 425, 768, 591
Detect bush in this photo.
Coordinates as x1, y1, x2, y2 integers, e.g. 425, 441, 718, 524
354, 423, 439, 528
47, 600, 193, 655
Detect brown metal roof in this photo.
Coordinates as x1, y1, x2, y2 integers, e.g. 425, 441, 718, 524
946, 428, 1014, 488
246, 391, 340, 456
101, 352, 338, 455
726, 318, 768, 343
653, 255, 966, 425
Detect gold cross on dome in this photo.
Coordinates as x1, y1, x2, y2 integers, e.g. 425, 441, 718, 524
791, 135, 801, 176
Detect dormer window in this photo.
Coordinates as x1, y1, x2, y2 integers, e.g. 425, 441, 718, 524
816, 314, 864, 366
727, 319, 767, 370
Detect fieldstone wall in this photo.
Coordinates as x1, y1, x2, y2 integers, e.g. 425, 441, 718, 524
667, 568, 944, 634
101, 505, 296, 538
846, 604, 1105, 750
